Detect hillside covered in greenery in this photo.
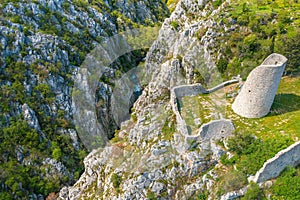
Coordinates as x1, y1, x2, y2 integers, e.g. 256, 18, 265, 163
211, 0, 300, 78
0, 0, 299, 199
0, 0, 169, 199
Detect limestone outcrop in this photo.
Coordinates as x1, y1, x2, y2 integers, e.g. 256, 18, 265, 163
0, 0, 169, 198
232, 53, 287, 118
58, 1, 240, 198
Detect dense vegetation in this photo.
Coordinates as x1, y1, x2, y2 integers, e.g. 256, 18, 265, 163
269, 166, 300, 199
0, 37, 85, 200
0, 120, 86, 199
0, 56, 86, 199
224, 132, 293, 174
0, 0, 299, 199
212, 0, 300, 78
0, 0, 169, 199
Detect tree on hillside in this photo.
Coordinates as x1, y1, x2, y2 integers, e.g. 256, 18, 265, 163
279, 30, 300, 73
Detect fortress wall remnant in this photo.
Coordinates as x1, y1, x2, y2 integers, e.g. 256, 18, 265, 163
170, 85, 199, 136
249, 141, 300, 183
207, 79, 241, 93
170, 79, 239, 139
232, 53, 288, 118
185, 119, 235, 144
172, 83, 207, 98
198, 119, 235, 142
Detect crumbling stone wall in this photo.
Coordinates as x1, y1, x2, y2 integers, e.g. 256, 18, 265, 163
170, 79, 239, 138
172, 83, 207, 98
170, 83, 206, 136
198, 119, 235, 141
249, 141, 300, 183
232, 53, 288, 118
185, 119, 235, 145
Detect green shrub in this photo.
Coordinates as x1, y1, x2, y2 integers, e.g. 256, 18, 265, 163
161, 115, 176, 140
241, 182, 264, 200
278, 30, 300, 72
227, 133, 257, 155
62, 2, 70, 10
270, 166, 300, 199
147, 191, 157, 200
131, 112, 138, 122
218, 170, 247, 195
212, 0, 223, 8
216, 57, 229, 74
52, 148, 62, 160
111, 173, 122, 189
10, 15, 23, 24
170, 21, 179, 30
197, 190, 209, 200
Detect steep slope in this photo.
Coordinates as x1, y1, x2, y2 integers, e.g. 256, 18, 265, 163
0, 0, 169, 199
60, 0, 300, 199
59, 0, 231, 199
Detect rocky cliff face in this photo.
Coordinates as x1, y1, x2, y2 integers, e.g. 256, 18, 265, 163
2, 0, 298, 199
59, 0, 237, 199
0, 0, 169, 199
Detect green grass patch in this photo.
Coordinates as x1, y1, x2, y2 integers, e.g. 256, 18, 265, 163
223, 76, 300, 174
161, 114, 176, 140
111, 173, 122, 192
179, 91, 226, 134
269, 166, 300, 199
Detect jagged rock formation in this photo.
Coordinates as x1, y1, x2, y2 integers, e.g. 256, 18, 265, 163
58, 1, 241, 199
220, 187, 248, 200
249, 141, 300, 183
197, 119, 235, 142
0, 0, 169, 198
232, 53, 288, 118
0, 0, 296, 200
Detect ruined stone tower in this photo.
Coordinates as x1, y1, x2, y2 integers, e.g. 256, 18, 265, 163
232, 53, 288, 118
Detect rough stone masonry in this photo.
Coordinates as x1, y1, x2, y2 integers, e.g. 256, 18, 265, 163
232, 53, 288, 118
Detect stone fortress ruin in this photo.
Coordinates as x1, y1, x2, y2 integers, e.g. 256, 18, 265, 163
249, 141, 300, 183
169, 53, 300, 187
170, 53, 289, 141
170, 79, 239, 142
232, 53, 288, 118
